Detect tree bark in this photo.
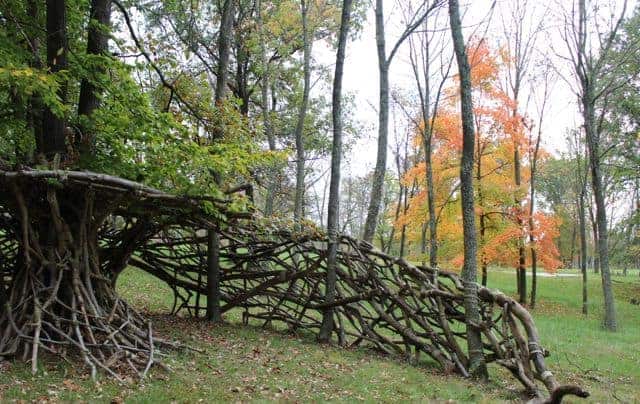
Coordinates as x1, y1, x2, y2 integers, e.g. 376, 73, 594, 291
476, 139, 488, 287
77, 0, 111, 158
587, 201, 599, 273
579, 186, 588, 315
577, 0, 616, 330
293, 0, 312, 223
206, 229, 222, 322
515, 148, 527, 305
448, 0, 488, 379
528, 124, 542, 309
211, 0, 234, 142
27, 0, 44, 160
425, 142, 438, 266
362, 0, 438, 243
206, 0, 234, 320
318, 0, 353, 343
362, 0, 389, 243
257, 0, 276, 216
215, 0, 234, 103
40, 0, 68, 159
583, 97, 617, 330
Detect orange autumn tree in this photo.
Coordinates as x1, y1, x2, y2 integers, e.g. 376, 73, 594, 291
395, 39, 562, 282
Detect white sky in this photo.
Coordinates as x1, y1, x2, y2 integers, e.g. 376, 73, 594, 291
320, 0, 636, 177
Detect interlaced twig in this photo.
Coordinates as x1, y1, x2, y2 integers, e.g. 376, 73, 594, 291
0, 169, 587, 401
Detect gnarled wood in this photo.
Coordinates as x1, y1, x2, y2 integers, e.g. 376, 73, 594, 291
0, 169, 586, 401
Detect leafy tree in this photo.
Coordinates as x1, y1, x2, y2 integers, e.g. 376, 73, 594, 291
0, 0, 272, 375
397, 40, 562, 282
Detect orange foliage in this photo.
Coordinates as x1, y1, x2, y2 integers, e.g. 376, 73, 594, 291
394, 38, 562, 275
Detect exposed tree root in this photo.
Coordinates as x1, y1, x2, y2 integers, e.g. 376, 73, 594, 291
0, 170, 224, 380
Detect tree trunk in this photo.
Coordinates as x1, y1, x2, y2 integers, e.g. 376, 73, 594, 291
398, 138, 411, 258
448, 0, 488, 379
409, 17, 440, 268
400, 179, 415, 259
575, 0, 616, 328
515, 149, 527, 305
207, 0, 234, 320
477, 140, 488, 287
27, 0, 44, 161
206, 229, 222, 322
293, 0, 311, 223
583, 97, 617, 330
77, 0, 111, 158
587, 201, 599, 273
569, 217, 577, 267
215, 0, 233, 103
528, 163, 539, 309
235, 35, 250, 116
480, 213, 488, 287
318, 0, 353, 343
41, 0, 68, 159
362, 0, 389, 243
579, 190, 588, 315
528, 100, 544, 309
211, 0, 234, 142
258, 0, 276, 216
426, 146, 438, 266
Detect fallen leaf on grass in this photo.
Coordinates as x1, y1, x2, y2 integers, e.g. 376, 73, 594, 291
62, 379, 81, 392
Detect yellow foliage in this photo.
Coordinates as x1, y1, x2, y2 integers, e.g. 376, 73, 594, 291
394, 38, 562, 274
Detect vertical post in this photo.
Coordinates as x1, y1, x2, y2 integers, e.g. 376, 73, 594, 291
207, 228, 222, 322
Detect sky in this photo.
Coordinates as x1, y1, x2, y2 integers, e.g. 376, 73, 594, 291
318, 0, 637, 177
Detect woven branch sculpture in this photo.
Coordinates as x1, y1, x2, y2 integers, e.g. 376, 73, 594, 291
0, 170, 587, 402
132, 223, 589, 402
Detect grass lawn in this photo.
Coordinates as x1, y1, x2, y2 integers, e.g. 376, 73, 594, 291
0, 267, 638, 403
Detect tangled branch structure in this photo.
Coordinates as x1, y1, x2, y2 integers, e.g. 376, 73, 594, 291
0, 169, 587, 401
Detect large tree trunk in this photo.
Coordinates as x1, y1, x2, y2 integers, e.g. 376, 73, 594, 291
293, 0, 312, 223
27, 0, 44, 161
583, 96, 617, 330
362, 0, 389, 243
77, 0, 111, 158
448, 0, 488, 379
41, 0, 69, 159
318, 0, 353, 343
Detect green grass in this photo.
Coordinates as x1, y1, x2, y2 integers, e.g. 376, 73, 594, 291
0, 268, 638, 403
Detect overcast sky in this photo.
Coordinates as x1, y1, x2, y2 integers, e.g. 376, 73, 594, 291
316, 0, 637, 178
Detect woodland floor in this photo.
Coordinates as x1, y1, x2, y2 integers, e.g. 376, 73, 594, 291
0, 268, 638, 403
